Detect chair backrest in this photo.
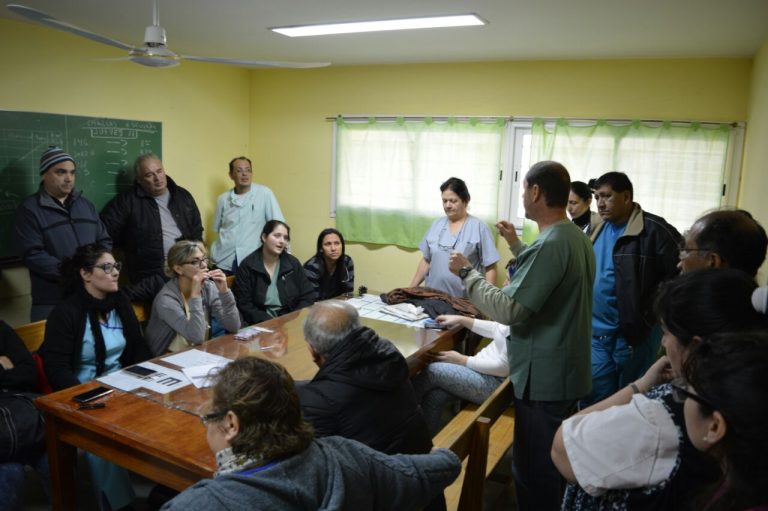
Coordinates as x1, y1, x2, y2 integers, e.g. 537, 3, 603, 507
13, 320, 53, 394
433, 378, 514, 511
132, 302, 150, 323
14, 320, 46, 353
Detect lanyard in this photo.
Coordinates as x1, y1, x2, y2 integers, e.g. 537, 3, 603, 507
239, 459, 280, 476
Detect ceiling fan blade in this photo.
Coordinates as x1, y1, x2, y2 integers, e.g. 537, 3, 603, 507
7, 4, 136, 51
183, 54, 330, 69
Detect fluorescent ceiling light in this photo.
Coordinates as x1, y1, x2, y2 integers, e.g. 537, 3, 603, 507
271, 14, 486, 38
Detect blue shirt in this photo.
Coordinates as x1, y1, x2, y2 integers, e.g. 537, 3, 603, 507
419, 215, 500, 297
76, 310, 126, 382
592, 222, 627, 336
210, 185, 284, 271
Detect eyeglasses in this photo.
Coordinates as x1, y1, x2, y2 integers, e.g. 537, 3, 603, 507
93, 262, 122, 273
678, 244, 710, 259
670, 381, 716, 410
234, 169, 252, 175
199, 410, 226, 425
183, 257, 209, 268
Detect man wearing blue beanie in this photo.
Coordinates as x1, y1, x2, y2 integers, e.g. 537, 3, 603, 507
15, 146, 112, 321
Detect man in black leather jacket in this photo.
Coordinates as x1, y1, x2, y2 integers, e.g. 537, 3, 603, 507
585, 172, 681, 405
101, 154, 202, 290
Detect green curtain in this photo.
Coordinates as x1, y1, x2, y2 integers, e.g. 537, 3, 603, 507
530, 118, 732, 231
335, 117, 503, 248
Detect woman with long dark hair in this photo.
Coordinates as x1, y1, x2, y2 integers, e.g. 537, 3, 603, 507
39, 243, 150, 510
303, 228, 355, 301
568, 181, 599, 234
232, 220, 316, 325
681, 331, 768, 511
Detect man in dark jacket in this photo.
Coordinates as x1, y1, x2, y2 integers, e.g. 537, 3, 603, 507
585, 171, 682, 405
101, 154, 202, 289
15, 146, 112, 321
298, 300, 433, 456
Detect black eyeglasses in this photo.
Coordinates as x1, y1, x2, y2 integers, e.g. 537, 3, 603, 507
199, 410, 226, 425
93, 262, 122, 273
670, 381, 716, 410
184, 257, 209, 268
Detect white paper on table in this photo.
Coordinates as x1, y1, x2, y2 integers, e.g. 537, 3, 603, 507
98, 361, 190, 394
161, 349, 233, 369
97, 371, 144, 392
182, 362, 231, 389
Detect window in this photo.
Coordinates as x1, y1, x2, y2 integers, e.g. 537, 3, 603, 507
332, 116, 742, 247
501, 118, 742, 234
334, 117, 504, 248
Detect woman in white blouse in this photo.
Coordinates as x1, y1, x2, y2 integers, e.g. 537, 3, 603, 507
412, 314, 509, 435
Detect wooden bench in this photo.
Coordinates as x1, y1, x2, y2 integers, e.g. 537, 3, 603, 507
433, 378, 516, 511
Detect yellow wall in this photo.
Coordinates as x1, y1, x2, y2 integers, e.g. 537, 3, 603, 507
249, 59, 754, 291
0, 15, 761, 323
741, 35, 768, 283
0, 18, 250, 320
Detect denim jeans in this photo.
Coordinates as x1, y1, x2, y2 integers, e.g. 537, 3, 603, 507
412, 362, 504, 435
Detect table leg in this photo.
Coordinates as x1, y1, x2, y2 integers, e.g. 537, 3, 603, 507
44, 414, 77, 510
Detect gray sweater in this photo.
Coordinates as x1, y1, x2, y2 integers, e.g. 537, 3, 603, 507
161, 437, 460, 511
146, 279, 240, 356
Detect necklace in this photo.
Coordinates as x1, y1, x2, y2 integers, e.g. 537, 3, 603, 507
438, 217, 468, 252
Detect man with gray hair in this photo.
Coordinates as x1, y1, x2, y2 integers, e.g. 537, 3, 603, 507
297, 300, 433, 456
101, 154, 202, 286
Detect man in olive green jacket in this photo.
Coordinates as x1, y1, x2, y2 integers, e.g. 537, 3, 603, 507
449, 161, 595, 511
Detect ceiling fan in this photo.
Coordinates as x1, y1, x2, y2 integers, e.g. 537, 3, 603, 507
6, 1, 330, 68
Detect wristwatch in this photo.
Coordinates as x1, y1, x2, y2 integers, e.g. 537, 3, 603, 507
458, 266, 473, 280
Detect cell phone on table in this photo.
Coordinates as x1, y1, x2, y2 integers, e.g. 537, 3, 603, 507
72, 386, 114, 403
124, 365, 157, 378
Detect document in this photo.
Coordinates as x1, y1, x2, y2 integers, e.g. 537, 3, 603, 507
182, 362, 230, 389
98, 361, 190, 394
161, 349, 233, 369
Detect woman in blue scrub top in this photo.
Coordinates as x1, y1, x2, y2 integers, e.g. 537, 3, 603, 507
39, 243, 150, 510
410, 177, 500, 297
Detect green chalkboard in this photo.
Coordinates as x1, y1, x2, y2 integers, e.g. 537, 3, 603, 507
0, 110, 162, 262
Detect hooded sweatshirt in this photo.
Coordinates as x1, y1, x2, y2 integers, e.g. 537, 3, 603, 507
160, 437, 460, 511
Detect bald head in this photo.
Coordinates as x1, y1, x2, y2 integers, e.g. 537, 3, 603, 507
303, 300, 361, 359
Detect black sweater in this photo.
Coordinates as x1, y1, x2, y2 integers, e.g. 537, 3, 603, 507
232, 250, 316, 325
0, 321, 37, 392
38, 291, 151, 391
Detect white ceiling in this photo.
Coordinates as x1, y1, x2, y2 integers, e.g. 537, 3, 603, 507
2, 0, 768, 67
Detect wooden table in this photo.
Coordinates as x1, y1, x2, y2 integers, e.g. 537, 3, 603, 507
35, 307, 463, 510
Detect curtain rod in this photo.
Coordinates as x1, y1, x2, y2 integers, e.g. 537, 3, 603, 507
512, 116, 742, 128
326, 114, 742, 128
325, 115, 509, 122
